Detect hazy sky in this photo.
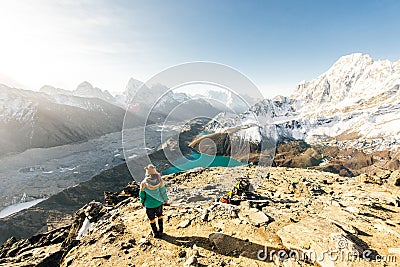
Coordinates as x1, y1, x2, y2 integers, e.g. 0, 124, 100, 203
0, 0, 399, 98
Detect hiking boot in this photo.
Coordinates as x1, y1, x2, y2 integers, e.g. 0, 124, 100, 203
150, 222, 159, 237
154, 231, 162, 238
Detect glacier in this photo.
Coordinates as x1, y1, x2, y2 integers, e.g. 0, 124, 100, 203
207, 53, 400, 153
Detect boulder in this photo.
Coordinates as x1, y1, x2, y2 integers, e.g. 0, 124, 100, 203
209, 233, 241, 255
104, 191, 127, 206
177, 219, 192, 229
208, 232, 264, 259
106, 222, 126, 235
238, 207, 270, 226
357, 173, 382, 185
120, 182, 140, 196
83, 201, 107, 222
277, 217, 364, 267
183, 255, 198, 267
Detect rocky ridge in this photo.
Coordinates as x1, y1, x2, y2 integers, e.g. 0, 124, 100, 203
1, 165, 399, 266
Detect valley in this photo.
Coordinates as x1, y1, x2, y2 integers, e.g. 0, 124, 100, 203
0, 118, 206, 244
0, 124, 178, 212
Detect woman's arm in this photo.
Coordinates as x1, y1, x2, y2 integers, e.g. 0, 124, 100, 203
139, 190, 146, 204
139, 182, 146, 205
159, 180, 169, 203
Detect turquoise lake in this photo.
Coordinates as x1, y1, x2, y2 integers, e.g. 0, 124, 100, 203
162, 150, 245, 175
196, 131, 213, 137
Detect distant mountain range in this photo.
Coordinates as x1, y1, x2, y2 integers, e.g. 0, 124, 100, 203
122, 78, 222, 122
2, 53, 399, 158
0, 84, 128, 156
207, 53, 400, 153
40, 81, 115, 103
0, 79, 224, 156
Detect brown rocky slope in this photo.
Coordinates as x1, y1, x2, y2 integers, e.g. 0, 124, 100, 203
189, 133, 400, 177
1, 165, 400, 266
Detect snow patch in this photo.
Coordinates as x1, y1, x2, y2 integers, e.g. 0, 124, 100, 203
0, 198, 47, 218
76, 217, 92, 240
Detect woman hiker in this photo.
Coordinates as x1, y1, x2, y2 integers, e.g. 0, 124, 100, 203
139, 164, 169, 238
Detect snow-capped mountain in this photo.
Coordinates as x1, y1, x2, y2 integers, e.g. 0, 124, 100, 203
74, 81, 115, 102
124, 78, 144, 100
39, 84, 119, 112
0, 84, 37, 123
0, 84, 136, 156
0, 77, 222, 155
207, 53, 400, 152
121, 78, 223, 122
39, 81, 115, 104
292, 53, 400, 111
39, 85, 72, 96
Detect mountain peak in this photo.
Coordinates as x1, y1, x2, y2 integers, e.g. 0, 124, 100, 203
39, 85, 73, 96
39, 85, 57, 92
71, 81, 115, 102
335, 52, 371, 62
291, 53, 398, 105
331, 53, 373, 70
124, 78, 147, 102
125, 78, 144, 94
76, 81, 94, 90
127, 77, 143, 86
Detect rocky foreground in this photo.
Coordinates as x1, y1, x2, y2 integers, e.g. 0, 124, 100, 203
0, 118, 208, 245
1, 166, 400, 266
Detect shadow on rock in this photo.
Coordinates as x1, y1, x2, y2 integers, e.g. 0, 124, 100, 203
162, 233, 281, 262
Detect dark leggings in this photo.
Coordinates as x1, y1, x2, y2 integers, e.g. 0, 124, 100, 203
146, 205, 163, 223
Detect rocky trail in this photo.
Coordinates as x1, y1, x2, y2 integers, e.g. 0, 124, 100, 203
1, 165, 399, 266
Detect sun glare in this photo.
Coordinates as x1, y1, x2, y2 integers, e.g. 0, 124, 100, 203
0, 1, 90, 90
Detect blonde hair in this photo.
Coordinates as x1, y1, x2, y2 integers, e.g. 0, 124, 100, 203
144, 164, 157, 175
